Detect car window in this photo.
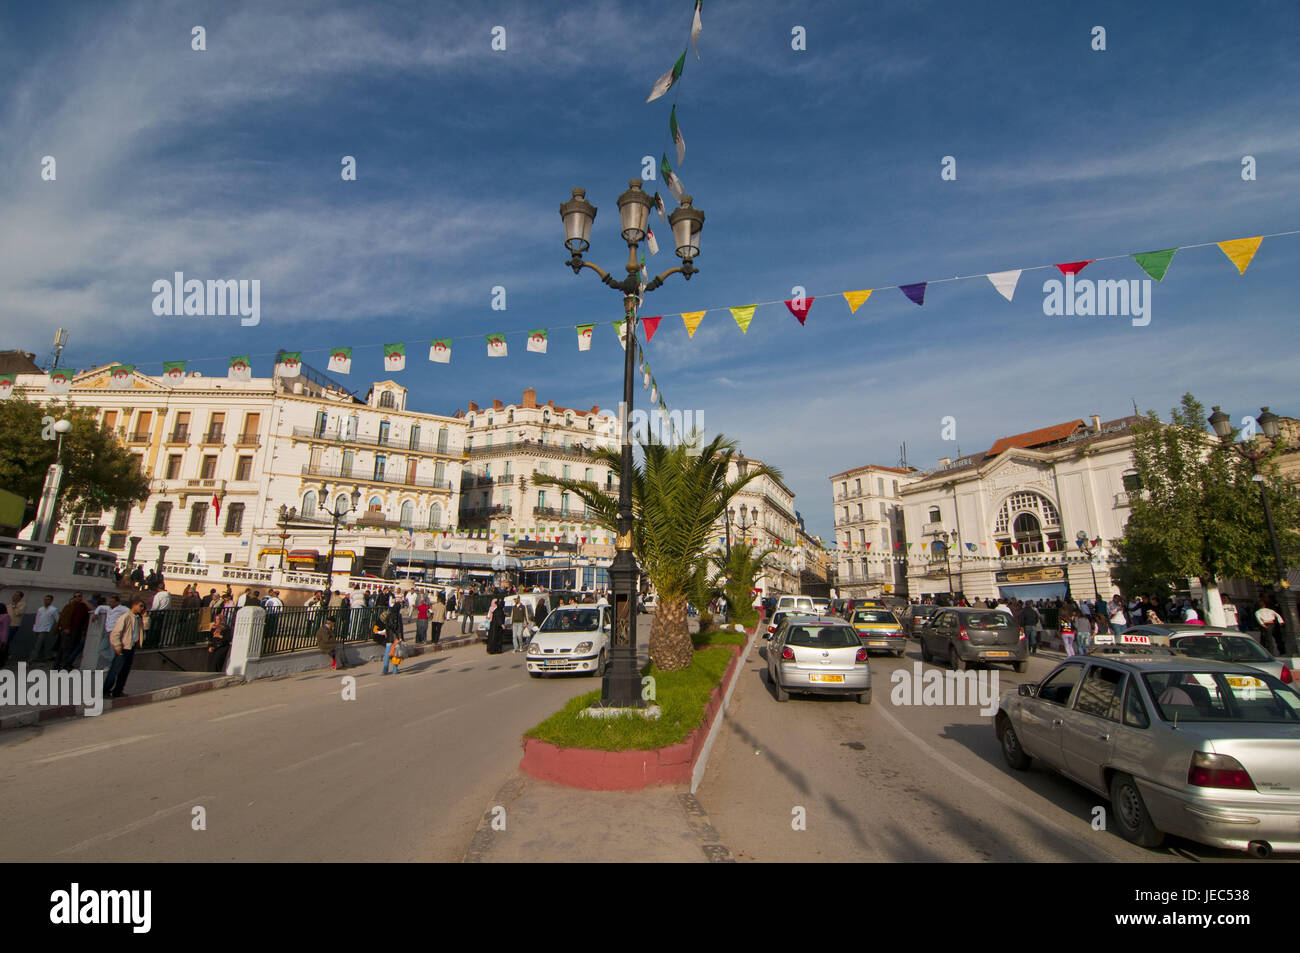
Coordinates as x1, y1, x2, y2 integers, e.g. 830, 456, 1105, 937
852, 610, 896, 624
1174, 635, 1271, 664
538, 608, 600, 633
1073, 665, 1126, 722
1123, 679, 1150, 728
1037, 663, 1084, 706
785, 625, 860, 648
1143, 670, 1300, 723
963, 612, 1015, 629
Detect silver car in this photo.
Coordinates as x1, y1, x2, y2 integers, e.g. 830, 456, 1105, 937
767, 615, 871, 704
996, 655, 1300, 856
1169, 632, 1294, 685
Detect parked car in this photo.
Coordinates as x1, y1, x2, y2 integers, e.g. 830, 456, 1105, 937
996, 655, 1300, 855
777, 595, 816, 614
763, 608, 800, 641
525, 604, 612, 677
810, 597, 832, 615
900, 603, 942, 638
920, 607, 1027, 673
1168, 632, 1293, 684
848, 607, 906, 657
1117, 623, 1246, 647
766, 615, 871, 704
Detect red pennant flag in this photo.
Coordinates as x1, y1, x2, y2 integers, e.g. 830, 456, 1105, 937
893, 542, 901, 551
211, 493, 221, 520
642, 316, 662, 342
784, 297, 814, 325
580, 536, 587, 544
1054, 260, 1094, 275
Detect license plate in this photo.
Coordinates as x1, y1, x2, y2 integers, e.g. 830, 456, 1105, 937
985, 651, 1010, 658
869, 641, 889, 647
810, 673, 844, 683
1227, 676, 1264, 688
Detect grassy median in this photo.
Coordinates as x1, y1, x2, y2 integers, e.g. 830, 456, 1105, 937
525, 629, 747, 752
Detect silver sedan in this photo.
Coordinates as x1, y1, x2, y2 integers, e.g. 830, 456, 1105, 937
767, 616, 871, 705
996, 655, 1300, 856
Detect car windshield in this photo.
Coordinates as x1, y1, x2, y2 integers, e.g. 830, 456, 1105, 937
538, 608, 600, 633
963, 612, 1014, 629
1143, 670, 1300, 723
785, 625, 860, 648
1173, 635, 1272, 664
852, 610, 896, 625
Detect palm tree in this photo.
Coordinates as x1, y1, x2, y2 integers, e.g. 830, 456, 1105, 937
710, 541, 774, 627
533, 433, 779, 670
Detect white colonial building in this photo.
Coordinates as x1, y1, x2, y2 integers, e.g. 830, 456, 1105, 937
714, 453, 800, 597
900, 414, 1141, 603
828, 464, 919, 598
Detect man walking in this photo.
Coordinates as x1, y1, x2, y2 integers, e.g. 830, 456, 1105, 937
1019, 600, 1041, 655
461, 588, 474, 634
104, 599, 146, 698
55, 592, 90, 669
30, 594, 59, 664
1256, 600, 1284, 656
510, 598, 528, 652
430, 594, 446, 644
415, 596, 429, 644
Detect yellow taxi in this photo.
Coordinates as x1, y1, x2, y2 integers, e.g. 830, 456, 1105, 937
848, 602, 906, 657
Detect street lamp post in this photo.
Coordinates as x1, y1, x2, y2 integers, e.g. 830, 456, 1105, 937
326, 490, 361, 586
1209, 406, 1300, 655
1075, 531, 1103, 610
276, 505, 297, 571
32, 418, 74, 542
938, 530, 958, 600
560, 179, 705, 707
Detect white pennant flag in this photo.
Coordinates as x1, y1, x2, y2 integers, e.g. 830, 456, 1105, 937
691, 1, 703, 60
986, 269, 1022, 302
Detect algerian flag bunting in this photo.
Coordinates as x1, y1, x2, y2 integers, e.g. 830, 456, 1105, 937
229, 356, 252, 381
670, 106, 686, 166
646, 50, 686, 103
487, 333, 507, 357
613, 320, 628, 349
691, 0, 703, 59
429, 339, 451, 364
384, 342, 406, 372
652, 192, 666, 222
660, 155, 686, 203
329, 347, 352, 374
527, 329, 548, 354
0, 374, 15, 399
646, 229, 659, 256
576, 324, 595, 351
163, 361, 186, 381
109, 364, 135, 389
275, 352, 302, 377
47, 369, 74, 395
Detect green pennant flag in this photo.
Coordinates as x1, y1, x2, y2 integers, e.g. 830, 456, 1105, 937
1132, 248, 1177, 282
646, 50, 686, 103
383, 342, 406, 371
670, 105, 686, 166
660, 154, 686, 203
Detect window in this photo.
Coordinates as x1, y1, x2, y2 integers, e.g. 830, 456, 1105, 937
858, 529, 865, 546
224, 503, 245, 534
587, 417, 594, 431
200, 455, 217, 479
1122, 471, 1141, 492
584, 467, 592, 483
302, 491, 317, 518
409, 425, 420, 450
428, 503, 443, 529
112, 509, 129, 531
488, 414, 494, 427
171, 412, 190, 442
341, 450, 354, 477
508, 410, 514, 423
368, 496, 383, 512
468, 414, 475, 428
206, 413, 225, 443
240, 413, 260, 443
606, 472, 613, 489
400, 501, 415, 529
132, 411, 153, 442
566, 413, 574, 427
374, 454, 386, 481
1074, 665, 1126, 721
346, 415, 358, 440
486, 434, 493, 448
1123, 680, 1150, 729
563, 464, 571, 480
538, 490, 547, 509
152, 502, 172, 533
880, 528, 888, 547
314, 410, 328, 438
379, 391, 395, 409
880, 502, 888, 519
928, 507, 941, 523
877, 477, 885, 495
543, 410, 551, 424
235, 456, 253, 481
854, 479, 861, 495
504, 461, 512, 478
561, 492, 570, 515
188, 502, 208, 533
379, 421, 391, 446
165, 454, 182, 479
1036, 663, 1084, 706
437, 428, 448, 453
434, 461, 445, 483
102, 410, 118, 432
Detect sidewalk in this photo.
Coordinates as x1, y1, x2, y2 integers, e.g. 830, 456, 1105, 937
0, 667, 243, 730
463, 773, 735, 862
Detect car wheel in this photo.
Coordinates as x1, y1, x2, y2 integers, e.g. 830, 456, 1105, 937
773, 671, 789, 702
999, 718, 1032, 771
857, 689, 872, 705
1109, 772, 1165, 848
528, 671, 541, 678
595, 649, 606, 677
1014, 660, 1029, 674
920, 638, 932, 663
894, 649, 905, 658
949, 645, 966, 672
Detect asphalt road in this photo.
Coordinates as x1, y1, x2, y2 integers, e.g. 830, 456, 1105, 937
0, 621, 651, 862
695, 637, 1290, 863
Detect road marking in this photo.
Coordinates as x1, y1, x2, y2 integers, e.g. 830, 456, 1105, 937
278, 741, 363, 772
33, 735, 157, 765
210, 703, 287, 722
483, 683, 522, 699
58, 794, 214, 855
403, 706, 460, 729
872, 702, 1115, 862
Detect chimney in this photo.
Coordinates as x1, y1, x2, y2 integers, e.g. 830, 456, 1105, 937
522, 387, 536, 408
492, 399, 503, 410
467, 401, 478, 412
1091, 414, 1101, 432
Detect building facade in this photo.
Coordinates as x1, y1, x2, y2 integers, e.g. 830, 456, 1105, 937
715, 454, 800, 596
828, 464, 918, 598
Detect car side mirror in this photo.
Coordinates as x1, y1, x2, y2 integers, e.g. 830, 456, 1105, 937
1018, 683, 1036, 697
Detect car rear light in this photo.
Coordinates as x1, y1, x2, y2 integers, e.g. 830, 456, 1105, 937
959, 624, 970, 641
781, 646, 794, 661
1018, 627, 1026, 642
855, 647, 868, 663
767, 624, 775, 634
1188, 752, 1256, 790
1282, 664, 1293, 684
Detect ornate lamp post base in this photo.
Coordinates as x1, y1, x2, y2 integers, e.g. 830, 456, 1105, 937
603, 540, 643, 707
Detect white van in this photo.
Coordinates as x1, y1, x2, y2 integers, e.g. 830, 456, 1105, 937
776, 595, 816, 614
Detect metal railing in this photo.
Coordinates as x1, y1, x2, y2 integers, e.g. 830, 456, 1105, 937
203, 429, 225, 444
300, 463, 453, 490
260, 605, 385, 656
167, 428, 190, 443
292, 426, 461, 457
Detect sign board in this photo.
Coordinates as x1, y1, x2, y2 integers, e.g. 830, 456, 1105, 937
994, 566, 1065, 584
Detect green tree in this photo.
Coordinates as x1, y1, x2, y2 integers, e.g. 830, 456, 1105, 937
1116, 393, 1300, 620
709, 541, 773, 629
535, 434, 779, 670
0, 392, 150, 530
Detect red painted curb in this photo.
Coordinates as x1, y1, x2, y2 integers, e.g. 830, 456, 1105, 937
519, 638, 748, 791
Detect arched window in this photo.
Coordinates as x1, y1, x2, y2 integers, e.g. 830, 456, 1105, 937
368, 495, 383, 512
587, 417, 595, 431
468, 414, 475, 428
543, 410, 551, 424
334, 494, 351, 513
508, 410, 514, 423
428, 502, 443, 529
399, 501, 414, 529
379, 391, 395, 409
566, 413, 574, 427
301, 491, 318, 519
993, 491, 1062, 554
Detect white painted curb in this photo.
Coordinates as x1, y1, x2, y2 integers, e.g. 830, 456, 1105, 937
690, 626, 759, 795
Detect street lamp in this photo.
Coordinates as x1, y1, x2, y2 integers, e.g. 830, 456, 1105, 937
937, 530, 959, 600
32, 418, 74, 542
326, 490, 361, 585
276, 504, 297, 571
1075, 531, 1103, 610
1209, 405, 1299, 655
560, 178, 705, 708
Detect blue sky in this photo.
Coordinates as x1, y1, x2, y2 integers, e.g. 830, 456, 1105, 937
3, 0, 1298, 540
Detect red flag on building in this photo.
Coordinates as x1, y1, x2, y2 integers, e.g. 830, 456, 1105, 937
211, 493, 221, 520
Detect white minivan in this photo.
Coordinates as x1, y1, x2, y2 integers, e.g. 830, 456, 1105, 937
525, 604, 612, 677
776, 595, 816, 614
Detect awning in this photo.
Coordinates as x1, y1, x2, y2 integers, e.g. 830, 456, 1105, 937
404, 551, 519, 569
288, 549, 319, 560
997, 582, 1068, 600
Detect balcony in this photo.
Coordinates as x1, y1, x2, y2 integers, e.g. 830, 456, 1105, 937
292, 426, 461, 457
533, 505, 579, 519
461, 505, 512, 520
202, 429, 225, 446
235, 431, 259, 447
1114, 491, 1131, 508
300, 463, 453, 490
128, 430, 152, 444
166, 428, 190, 444
465, 438, 601, 460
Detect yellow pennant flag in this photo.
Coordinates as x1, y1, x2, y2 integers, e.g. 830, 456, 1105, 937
681, 310, 706, 338
730, 304, 756, 334
843, 289, 873, 313
1218, 237, 1263, 275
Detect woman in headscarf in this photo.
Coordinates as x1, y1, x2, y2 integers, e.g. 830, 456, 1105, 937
486, 597, 506, 654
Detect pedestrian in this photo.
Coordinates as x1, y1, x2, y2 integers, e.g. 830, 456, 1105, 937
7, 590, 26, 649
382, 604, 405, 675
151, 585, 171, 611
1019, 600, 1040, 655
316, 617, 345, 670
486, 598, 506, 654
1109, 595, 1128, 630
1059, 604, 1077, 656
461, 588, 474, 634
446, 590, 457, 620
94, 594, 128, 671
430, 594, 446, 645
415, 596, 429, 644
207, 617, 232, 672
511, 597, 528, 652
262, 589, 283, 611
55, 592, 90, 669
1256, 601, 1284, 656
0, 602, 10, 668
534, 594, 548, 627
27, 594, 55, 666
104, 599, 146, 698
1075, 608, 1093, 655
